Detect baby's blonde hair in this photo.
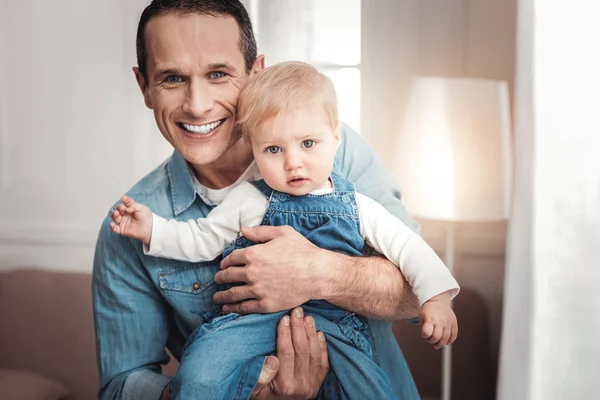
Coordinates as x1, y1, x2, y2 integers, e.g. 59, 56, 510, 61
237, 61, 338, 140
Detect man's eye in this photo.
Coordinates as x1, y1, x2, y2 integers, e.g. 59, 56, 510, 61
266, 146, 281, 154
302, 140, 316, 148
165, 75, 184, 83
209, 71, 227, 80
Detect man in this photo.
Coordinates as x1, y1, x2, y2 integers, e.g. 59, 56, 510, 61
92, 1, 422, 399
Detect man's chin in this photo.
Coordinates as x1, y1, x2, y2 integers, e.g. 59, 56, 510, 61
179, 147, 227, 168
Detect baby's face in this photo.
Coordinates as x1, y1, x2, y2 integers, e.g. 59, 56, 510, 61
251, 106, 339, 196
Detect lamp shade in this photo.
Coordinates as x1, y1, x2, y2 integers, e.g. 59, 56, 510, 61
393, 77, 513, 222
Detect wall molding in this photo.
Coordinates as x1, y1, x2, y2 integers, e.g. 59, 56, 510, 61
0, 31, 11, 189
0, 223, 98, 246
418, 219, 508, 257
0, 222, 508, 253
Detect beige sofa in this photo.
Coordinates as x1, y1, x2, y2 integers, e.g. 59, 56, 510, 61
0, 269, 492, 399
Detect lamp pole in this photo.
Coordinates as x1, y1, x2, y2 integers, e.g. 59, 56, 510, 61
442, 222, 455, 400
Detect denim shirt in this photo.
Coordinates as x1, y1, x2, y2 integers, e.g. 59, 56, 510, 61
92, 124, 421, 400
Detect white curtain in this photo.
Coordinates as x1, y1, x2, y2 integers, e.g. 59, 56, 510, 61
498, 0, 600, 399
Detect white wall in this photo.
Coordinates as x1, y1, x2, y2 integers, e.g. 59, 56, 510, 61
0, 0, 172, 272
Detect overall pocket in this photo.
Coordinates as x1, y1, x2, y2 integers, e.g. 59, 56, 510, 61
336, 313, 374, 358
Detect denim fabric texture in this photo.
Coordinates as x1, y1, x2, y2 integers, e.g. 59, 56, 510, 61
92, 125, 421, 400
170, 174, 397, 399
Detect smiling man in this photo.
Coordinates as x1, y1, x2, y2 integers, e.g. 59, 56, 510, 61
92, 1, 422, 399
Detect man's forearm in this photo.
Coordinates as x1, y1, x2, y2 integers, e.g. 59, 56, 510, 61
315, 250, 420, 320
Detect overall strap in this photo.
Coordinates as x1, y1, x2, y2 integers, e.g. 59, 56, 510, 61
330, 171, 355, 193
248, 179, 274, 199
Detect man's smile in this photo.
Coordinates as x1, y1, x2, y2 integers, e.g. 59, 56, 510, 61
177, 118, 226, 135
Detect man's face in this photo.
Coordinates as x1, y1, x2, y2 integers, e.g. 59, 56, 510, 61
134, 13, 263, 169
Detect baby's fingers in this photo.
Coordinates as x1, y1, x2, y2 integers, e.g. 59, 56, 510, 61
434, 326, 452, 350
116, 203, 138, 216
448, 323, 459, 345
121, 195, 136, 207
109, 221, 121, 234
111, 209, 122, 224
421, 321, 434, 339
428, 324, 444, 345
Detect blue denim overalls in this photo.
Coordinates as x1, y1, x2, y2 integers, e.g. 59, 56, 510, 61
170, 173, 397, 400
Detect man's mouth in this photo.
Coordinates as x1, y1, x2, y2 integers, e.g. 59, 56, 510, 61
178, 119, 225, 135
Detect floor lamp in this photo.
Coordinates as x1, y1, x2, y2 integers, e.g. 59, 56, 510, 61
393, 77, 513, 400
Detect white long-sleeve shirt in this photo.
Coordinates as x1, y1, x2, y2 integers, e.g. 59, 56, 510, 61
147, 181, 459, 306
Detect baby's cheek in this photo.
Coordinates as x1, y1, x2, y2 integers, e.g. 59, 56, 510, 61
255, 160, 280, 186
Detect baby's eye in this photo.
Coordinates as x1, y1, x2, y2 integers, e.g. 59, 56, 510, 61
266, 146, 281, 154
302, 140, 316, 148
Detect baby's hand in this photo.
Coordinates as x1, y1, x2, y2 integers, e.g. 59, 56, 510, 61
419, 292, 458, 349
109, 195, 153, 246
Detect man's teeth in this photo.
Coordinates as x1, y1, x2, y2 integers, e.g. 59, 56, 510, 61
182, 120, 223, 134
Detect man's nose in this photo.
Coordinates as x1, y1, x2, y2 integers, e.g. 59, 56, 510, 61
182, 80, 213, 117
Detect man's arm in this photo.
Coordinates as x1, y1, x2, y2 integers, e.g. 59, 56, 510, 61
93, 216, 172, 400
323, 123, 421, 319
355, 192, 460, 306
329, 124, 420, 320
319, 251, 421, 320
217, 225, 419, 320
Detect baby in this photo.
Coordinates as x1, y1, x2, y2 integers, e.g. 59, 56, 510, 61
110, 61, 459, 400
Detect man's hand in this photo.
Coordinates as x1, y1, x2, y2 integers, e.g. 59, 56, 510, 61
214, 226, 328, 314
251, 307, 329, 399
420, 292, 458, 350
159, 308, 329, 400
213, 225, 420, 320
109, 195, 153, 246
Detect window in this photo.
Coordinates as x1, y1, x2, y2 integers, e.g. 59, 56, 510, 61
247, 0, 362, 131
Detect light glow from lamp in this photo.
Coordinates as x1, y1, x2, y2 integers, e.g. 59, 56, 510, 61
394, 77, 512, 222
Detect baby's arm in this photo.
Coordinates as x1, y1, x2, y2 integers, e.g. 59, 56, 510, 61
356, 193, 459, 303
355, 192, 459, 348
112, 182, 265, 263
147, 182, 266, 262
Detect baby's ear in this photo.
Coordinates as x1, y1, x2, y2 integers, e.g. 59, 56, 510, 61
334, 122, 342, 148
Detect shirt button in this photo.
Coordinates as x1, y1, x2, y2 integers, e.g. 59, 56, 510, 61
278, 193, 288, 201
192, 282, 201, 291
342, 195, 351, 203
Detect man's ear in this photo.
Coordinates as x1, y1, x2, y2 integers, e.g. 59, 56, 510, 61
133, 67, 153, 109
251, 54, 265, 75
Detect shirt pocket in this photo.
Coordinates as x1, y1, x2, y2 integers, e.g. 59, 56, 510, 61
158, 262, 223, 327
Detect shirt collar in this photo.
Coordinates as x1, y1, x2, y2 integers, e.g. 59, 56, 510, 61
166, 151, 197, 216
